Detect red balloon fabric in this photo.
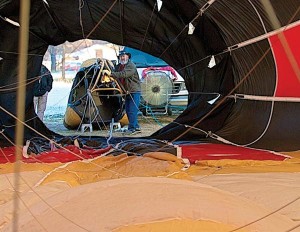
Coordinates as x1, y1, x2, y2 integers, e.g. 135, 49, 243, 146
0, 145, 112, 164
179, 143, 289, 164
0, 143, 290, 165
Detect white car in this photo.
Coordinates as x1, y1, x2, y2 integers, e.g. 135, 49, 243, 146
123, 47, 188, 115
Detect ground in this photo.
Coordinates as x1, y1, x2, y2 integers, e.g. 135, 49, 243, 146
44, 78, 180, 138
44, 110, 177, 138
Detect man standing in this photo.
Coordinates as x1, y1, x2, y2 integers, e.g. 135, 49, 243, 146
33, 64, 53, 121
110, 51, 141, 135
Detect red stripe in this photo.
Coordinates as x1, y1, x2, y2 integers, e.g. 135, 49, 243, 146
180, 144, 288, 164
0, 145, 111, 164
0, 144, 289, 164
270, 25, 300, 97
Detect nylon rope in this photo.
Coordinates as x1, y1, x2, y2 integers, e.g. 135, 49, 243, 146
0, 76, 39, 92
1, 132, 66, 231
0, 109, 190, 230
140, 2, 157, 51
229, 197, 300, 232
1, 2, 299, 231
1, 96, 181, 178
233, 4, 300, 147
285, 223, 300, 232
60, 0, 118, 57
0, 14, 49, 45
119, 0, 124, 45
229, 0, 276, 148
41, 0, 66, 38
78, 0, 91, 50
156, 47, 273, 150
1, 1, 298, 149
170, 5, 300, 147
177, 20, 300, 73
79, 0, 86, 38
0, 105, 131, 177
159, 0, 216, 58
0, 49, 44, 58
4, 174, 49, 232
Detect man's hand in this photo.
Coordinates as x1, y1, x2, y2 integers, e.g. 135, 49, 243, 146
101, 70, 113, 83
102, 70, 111, 76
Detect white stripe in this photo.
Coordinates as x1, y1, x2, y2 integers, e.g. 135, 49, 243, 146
4, 17, 20, 27
231, 94, 300, 102
227, 20, 300, 51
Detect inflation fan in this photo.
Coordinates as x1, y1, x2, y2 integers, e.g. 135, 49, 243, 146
141, 71, 173, 110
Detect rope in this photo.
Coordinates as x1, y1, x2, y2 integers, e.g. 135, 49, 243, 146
69, 0, 118, 55
154, 47, 273, 152
229, 197, 300, 232
177, 9, 300, 73
171, 121, 236, 145
140, 2, 157, 50
0, 105, 131, 178
4, 175, 49, 232
69, 61, 125, 136
78, 0, 86, 38
0, 76, 39, 92
0, 46, 45, 57
2, 2, 299, 231
160, 5, 300, 148
1, 13, 49, 45
140, 103, 164, 126
118, 0, 124, 45
1, 125, 84, 231
285, 223, 300, 232
159, 0, 215, 58
42, 0, 66, 38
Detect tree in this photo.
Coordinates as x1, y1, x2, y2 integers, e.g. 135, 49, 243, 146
48, 46, 57, 72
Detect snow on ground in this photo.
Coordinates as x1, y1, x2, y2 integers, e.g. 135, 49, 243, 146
44, 71, 75, 117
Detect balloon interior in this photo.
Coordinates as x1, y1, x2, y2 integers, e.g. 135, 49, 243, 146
0, 1, 299, 152
0, 2, 300, 231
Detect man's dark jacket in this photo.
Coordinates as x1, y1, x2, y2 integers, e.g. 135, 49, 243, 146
34, 65, 53, 97
111, 60, 141, 93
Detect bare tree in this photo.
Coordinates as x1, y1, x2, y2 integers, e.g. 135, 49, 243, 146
48, 45, 57, 72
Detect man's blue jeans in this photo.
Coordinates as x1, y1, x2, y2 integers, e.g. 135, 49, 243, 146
125, 92, 141, 131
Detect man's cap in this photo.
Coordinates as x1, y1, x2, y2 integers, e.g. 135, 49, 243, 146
119, 51, 131, 58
